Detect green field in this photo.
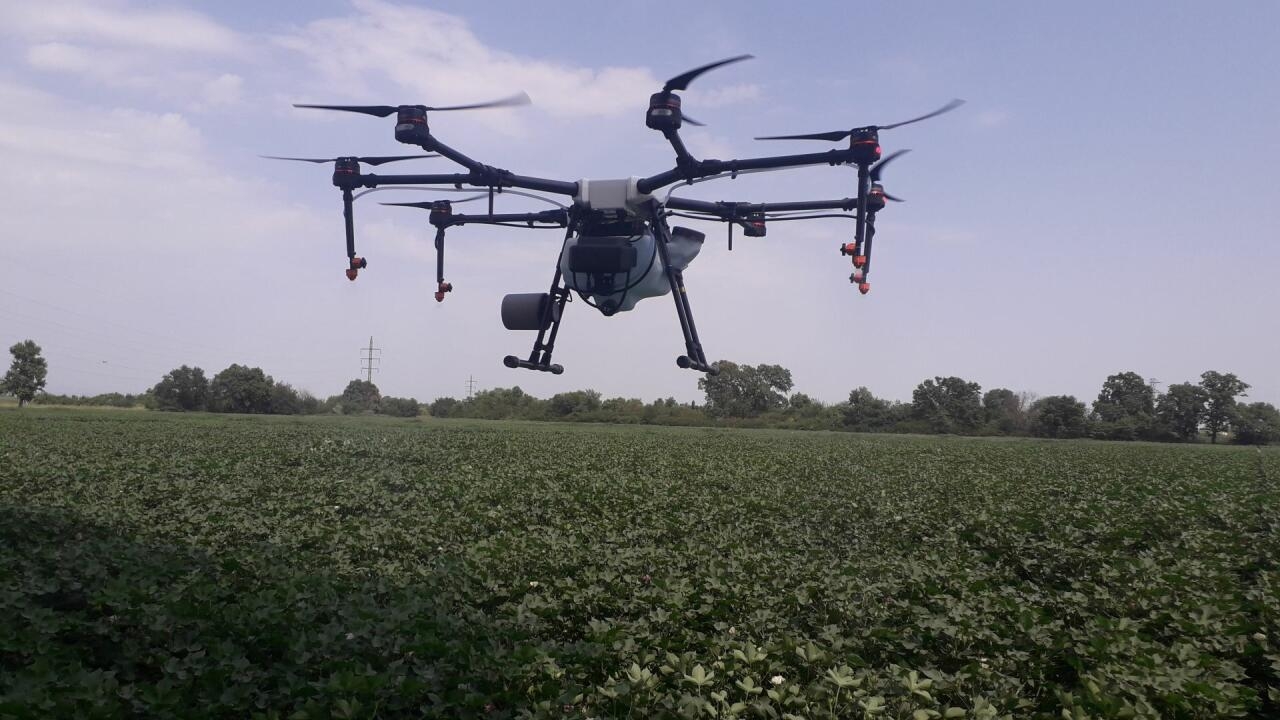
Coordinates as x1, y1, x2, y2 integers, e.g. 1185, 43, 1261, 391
2, 409, 1277, 719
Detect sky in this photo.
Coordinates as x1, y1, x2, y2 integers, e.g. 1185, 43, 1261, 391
1, 1, 1277, 406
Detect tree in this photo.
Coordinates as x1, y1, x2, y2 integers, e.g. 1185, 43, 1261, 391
842, 387, 893, 432
982, 388, 1030, 434
378, 396, 421, 418
1199, 371, 1249, 443
1156, 382, 1208, 441
429, 397, 461, 418
269, 382, 304, 415
1029, 395, 1088, 438
2, 340, 48, 407
1093, 371, 1155, 422
698, 361, 793, 418
152, 365, 209, 411
208, 364, 274, 414
1089, 372, 1157, 440
339, 379, 381, 415
467, 386, 542, 419
1232, 402, 1280, 445
548, 390, 602, 417
911, 376, 983, 433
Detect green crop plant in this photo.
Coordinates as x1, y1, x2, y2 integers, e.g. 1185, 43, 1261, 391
1, 409, 1277, 718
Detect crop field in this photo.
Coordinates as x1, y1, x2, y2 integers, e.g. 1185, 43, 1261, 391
1, 409, 1278, 719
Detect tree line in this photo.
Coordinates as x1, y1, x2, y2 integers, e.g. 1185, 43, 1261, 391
428, 363, 1277, 445
0, 342, 418, 418
141, 365, 422, 418
4, 340, 1275, 444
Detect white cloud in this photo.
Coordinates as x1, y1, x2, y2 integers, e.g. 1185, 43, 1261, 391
2, 1, 244, 55
25, 41, 94, 72
200, 73, 244, 107
275, 0, 661, 124
696, 83, 762, 109
975, 109, 1009, 128
6, 3, 251, 107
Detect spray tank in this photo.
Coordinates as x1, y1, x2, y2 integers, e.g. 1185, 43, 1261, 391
559, 221, 703, 314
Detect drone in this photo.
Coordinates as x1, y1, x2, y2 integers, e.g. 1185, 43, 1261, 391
270, 56, 962, 376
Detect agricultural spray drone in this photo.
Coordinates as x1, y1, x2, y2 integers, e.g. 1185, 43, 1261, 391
271, 56, 962, 375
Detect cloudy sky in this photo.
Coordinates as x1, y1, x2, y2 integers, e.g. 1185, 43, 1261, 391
2, 1, 1277, 405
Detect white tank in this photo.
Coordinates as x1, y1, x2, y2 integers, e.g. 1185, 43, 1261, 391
559, 227, 703, 314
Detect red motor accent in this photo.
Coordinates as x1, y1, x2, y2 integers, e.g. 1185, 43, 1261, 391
852, 255, 866, 268
858, 282, 871, 295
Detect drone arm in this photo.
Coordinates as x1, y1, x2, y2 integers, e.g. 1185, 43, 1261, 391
441, 210, 569, 227
414, 135, 485, 173
637, 148, 857, 194
664, 197, 858, 216
341, 188, 356, 258
359, 171, 578, 197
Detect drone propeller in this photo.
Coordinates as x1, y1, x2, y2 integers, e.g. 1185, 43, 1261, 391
648, 55, 753, 131
664, 55, 753, 93
869, 149, 909, 202
379, 195, 489, 209
293, 93, 532, 117
755, 99, 965, 142
260, 154, 438, 166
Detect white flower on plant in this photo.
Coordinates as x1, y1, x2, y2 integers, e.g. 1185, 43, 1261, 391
529, 581, 540, 588
728, 626, 737, 636
1253, 632, 1267, 642
770, 674, 784, 686
345, 632, 354, 640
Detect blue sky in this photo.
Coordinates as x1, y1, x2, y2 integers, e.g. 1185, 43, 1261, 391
1, 1, 1276, 406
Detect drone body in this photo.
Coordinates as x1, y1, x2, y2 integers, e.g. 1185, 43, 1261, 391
553, 178, 703, 315
273, 57, 962, 376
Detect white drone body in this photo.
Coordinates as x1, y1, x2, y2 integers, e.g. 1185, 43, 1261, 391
560, 177, 703, 314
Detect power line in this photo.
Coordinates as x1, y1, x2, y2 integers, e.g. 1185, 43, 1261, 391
360, 336, 381, 383
466, 374, 478, 399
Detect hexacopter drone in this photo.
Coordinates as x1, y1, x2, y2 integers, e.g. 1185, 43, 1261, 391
271, 56, 961, 376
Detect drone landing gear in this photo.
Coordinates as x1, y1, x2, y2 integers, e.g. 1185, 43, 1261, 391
501, 272, 570, 375
651, 213, 718, 376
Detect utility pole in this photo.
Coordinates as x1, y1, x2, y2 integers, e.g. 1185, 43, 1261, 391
360, 336, 381, 383
466, 375, 478, 399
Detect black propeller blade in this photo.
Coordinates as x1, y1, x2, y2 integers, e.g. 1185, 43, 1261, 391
425, 92, 532, 112
755, 129, 851, 142
870, 149, 909, 182
755, 99, 965, 142
380, 195, 488, 209
260, 154, 438, 165
292, 104, 398, 117
879, 99, 965, 130
868, 149, 910, 202
293, 92, 532, 117
663, 54, 753, 92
